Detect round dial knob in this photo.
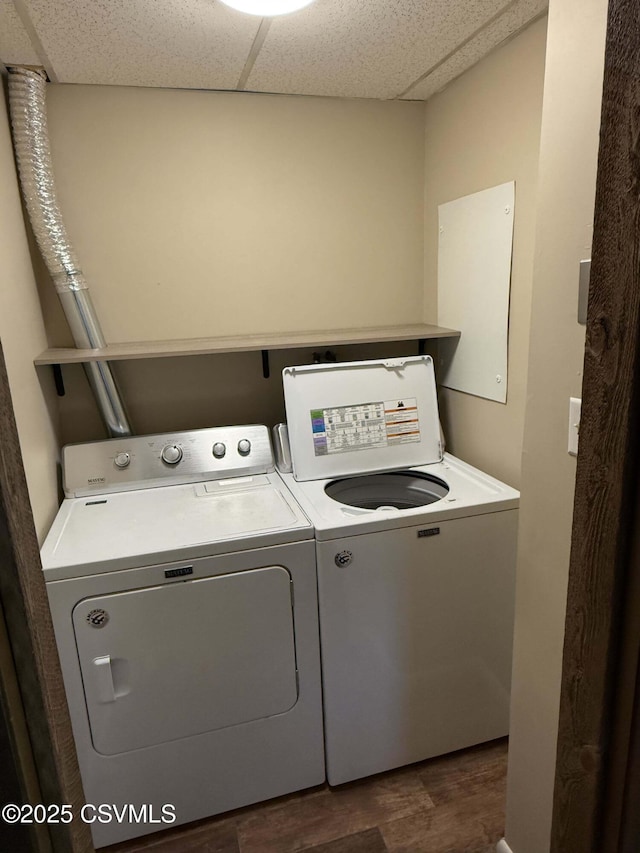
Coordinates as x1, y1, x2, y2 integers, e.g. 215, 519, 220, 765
212, 442, 226, 459
114, 451, 131, 469
161, 444, 183, 465
237, 439, 251, 456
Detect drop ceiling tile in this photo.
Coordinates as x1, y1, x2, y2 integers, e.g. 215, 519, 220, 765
19, 0, 260, 89
0, 0, 40, 66
402, 0, 548, 100
245, 0, 511, 99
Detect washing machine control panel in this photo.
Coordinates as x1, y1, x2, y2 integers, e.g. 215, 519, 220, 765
62, 425, 274, 498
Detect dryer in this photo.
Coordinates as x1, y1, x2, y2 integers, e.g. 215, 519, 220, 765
41, 425, 324, 847
277, 356, 519, 786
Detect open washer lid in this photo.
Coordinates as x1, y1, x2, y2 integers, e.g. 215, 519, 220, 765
283, 356, 442, 482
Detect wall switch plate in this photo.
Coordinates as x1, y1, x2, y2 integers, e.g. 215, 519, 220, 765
578, 260, 591, 324
568, 397, 581, 456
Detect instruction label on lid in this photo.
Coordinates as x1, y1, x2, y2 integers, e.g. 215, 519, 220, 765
310, 398, 420, 456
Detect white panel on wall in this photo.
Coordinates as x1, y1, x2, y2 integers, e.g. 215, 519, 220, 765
437, 182, 514, 403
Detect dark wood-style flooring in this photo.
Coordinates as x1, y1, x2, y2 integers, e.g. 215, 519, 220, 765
107, 739, 507, 853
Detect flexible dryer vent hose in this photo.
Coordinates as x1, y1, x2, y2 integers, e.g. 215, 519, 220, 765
8, 66, 131, 438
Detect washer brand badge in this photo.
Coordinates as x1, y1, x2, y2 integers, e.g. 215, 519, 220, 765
87, 476, 106, 485
165, 566, 194, 579
418, 527, 440, 538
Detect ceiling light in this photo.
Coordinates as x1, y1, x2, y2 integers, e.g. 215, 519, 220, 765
219, 0, 316, 15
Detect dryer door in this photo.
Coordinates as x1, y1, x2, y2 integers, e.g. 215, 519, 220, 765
72, 566, 298, 755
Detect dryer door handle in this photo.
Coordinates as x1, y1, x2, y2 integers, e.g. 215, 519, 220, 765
93, 655, 116, 703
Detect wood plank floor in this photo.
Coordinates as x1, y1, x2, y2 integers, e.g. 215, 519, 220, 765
106, 739, 507, 853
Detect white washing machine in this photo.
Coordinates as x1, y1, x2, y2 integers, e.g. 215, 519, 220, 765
277, 356, 519, 786
40, 425, 325, 847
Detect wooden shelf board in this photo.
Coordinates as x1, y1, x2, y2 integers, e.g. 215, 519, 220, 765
34, 324, 460, 366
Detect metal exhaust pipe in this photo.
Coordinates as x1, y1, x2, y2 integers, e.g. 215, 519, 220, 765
8, 66, 132, 438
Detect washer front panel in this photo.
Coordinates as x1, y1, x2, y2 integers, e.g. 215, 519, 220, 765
283, 357, 442, 482
315, 510, 518, 784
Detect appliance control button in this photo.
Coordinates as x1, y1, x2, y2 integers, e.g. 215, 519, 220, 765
114, 451, 131, 469
161, 444, 183, 465
212, 442, 226, 459
237, 439, 251, 456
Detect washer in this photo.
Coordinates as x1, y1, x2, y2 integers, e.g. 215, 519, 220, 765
277, 356, 519, 786
40, 425, 325, 847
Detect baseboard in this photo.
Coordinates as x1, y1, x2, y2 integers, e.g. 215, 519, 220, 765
496, 840, 514, 853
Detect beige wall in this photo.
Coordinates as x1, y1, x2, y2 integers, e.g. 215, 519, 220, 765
0, 79, 60, 542
504, 0, 608, 851
423, 17, 547, 488
39, 36, 549, 454
40, 87, 425, 346
35, 86, 427, 444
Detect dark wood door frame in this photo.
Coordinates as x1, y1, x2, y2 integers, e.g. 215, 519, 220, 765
0, 341, 92, 853
551, 0, 640, 851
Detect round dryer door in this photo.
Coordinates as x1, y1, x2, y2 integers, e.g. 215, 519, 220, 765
324, 470, 449, 511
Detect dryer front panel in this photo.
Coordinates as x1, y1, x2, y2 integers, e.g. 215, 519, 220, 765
72, 566, 298, 755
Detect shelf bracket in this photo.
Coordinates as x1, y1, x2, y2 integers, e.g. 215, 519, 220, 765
261, 350, 270, 379
52, 364, 65, 397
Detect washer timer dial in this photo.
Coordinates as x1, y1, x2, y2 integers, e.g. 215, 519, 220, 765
237, 439, 251, 456
161, 444, 183, 465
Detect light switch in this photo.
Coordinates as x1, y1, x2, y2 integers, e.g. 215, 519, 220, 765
578, 260, 590, 324
568, 397, 581, 456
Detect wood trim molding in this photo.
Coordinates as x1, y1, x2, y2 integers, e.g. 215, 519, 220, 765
0, 341, 92, 853
551, 1, 640, 850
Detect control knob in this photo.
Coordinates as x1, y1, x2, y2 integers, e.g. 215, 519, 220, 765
161, 444, 183, 465
237, 439, 251, 456
114, 451, 131, 469
212, 442, 226, 459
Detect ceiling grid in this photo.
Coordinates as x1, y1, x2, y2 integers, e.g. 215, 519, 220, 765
0, 0, 548, 100
236, 17, 271, 90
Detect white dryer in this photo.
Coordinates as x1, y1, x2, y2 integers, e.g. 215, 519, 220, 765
40, 425, 324, 847
277, 356, 519, 786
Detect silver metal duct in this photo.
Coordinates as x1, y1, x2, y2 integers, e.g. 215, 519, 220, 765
8, 66, 132, 437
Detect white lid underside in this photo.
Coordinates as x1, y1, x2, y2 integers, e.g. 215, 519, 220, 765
283, 356, 442, 482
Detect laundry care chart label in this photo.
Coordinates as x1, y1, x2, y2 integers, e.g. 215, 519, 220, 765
310, 399, 420, 456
